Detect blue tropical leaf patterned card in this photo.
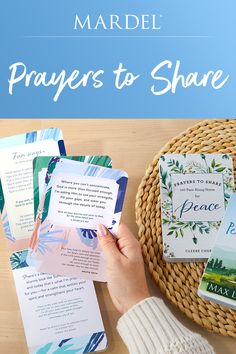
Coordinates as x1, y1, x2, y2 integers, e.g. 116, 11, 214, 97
0, 128, 66, 251
28, 157, 128, 282
198, 193, 236, 310
159, 154, 234, 261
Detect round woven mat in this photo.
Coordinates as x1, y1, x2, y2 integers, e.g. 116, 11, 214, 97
135, 119, 236, 338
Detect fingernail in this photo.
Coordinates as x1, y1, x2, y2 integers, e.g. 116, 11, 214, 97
97, 224, 107, 237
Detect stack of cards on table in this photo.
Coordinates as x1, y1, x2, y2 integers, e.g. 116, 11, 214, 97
0, 128, 128, 354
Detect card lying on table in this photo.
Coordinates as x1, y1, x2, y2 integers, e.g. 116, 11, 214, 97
11, 250, 107, 354
159, 154, 234, 261
0, 128, 66, 251
29, 156, 127, 282
198, 193, 236, 310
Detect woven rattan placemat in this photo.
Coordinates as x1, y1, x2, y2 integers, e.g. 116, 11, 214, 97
135, 119, 236, 337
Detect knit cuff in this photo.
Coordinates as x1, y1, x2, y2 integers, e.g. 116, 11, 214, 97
117, 297, 215, 354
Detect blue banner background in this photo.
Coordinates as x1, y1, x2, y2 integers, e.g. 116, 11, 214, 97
0, 0, 235, 118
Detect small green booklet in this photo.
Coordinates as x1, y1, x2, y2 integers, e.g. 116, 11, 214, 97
198, 193, 236, 310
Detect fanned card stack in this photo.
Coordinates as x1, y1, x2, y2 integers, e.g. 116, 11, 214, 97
0, 128, 128, 354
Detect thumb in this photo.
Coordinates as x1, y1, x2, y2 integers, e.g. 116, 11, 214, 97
97, 224, 120, 262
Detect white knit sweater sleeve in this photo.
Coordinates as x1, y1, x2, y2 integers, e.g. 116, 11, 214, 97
117, 297, 215, 354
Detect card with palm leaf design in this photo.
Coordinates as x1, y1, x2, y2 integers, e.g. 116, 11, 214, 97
0, 128, 66, 251
28, 156, 128, 282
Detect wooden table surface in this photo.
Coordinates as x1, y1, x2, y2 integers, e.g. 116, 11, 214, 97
0, 119, 235, 354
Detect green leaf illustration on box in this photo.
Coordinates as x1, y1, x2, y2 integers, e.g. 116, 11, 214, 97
159, 154, 234, 261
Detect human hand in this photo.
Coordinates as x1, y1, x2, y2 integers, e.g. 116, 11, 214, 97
97, 223, 150, 314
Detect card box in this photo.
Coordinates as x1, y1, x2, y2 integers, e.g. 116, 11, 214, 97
198, 193, 236, 310
159, 154, 234, 261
